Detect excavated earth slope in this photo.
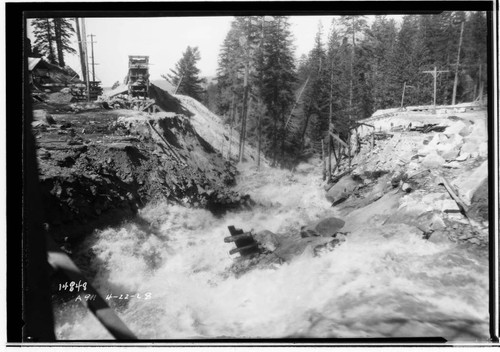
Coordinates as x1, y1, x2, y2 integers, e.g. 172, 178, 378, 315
33, 106, 251, 244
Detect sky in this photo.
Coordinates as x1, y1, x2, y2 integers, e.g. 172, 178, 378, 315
27, 15, 403, 87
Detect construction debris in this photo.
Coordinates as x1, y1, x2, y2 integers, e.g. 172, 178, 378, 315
225, 226, 259, 256
409, 123, 448, 133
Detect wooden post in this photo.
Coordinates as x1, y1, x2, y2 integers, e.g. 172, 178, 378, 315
88, 34, 97, 82
79, 18, 91, 102
452, 21, 465, 106
74, 18, 87, 94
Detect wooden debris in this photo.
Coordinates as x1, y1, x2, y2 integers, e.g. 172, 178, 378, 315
229, 243, 259, 255
224, 232, 254, 243
329, 169, 350, 184
329, 131, 348, 148
437, 175, 469, 216
147, 120, 185, 165
409, 124, 447, 133
226, 226, 259, 256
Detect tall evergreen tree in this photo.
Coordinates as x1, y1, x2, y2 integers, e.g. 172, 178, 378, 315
53, 18, 76, 67
260, 16, 297, 165
338, 15, 368, 120
32, 18, 57, 64
165, 46, 205, 101
32, 18, 76, 67
462, 11, 487, 102
302, 24, 329, 156
389, 15, 433, 106
365, 16, 398, 110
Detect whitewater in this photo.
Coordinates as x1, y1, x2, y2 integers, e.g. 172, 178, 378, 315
53, 158, 489, 341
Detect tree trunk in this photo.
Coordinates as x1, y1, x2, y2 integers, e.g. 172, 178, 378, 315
272, 112, 278, 166
321, 139, 326, 180
478, 64, 483, 103
452, 21, 464, 105
229, 93, 235, 160
239, 52, 250, 162
45, 18, 56, 64
328, 55, 334, 179
54, 19, 65, 67
299, 107, 312, 154
257, 100, 262, 169
280, 112, 285, 165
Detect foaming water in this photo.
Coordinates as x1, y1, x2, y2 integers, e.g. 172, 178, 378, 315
54, 161, 489, 341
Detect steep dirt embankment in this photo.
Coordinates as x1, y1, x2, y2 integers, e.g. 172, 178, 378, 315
34, 107, 251, 244
175, 94, 264, 164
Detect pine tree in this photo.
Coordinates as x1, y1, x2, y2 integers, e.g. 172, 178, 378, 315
53, 18, 76, 67
338, 15, 368, 119
388, 15, 433, 106
365, 16, 398, 110
260, 16, 297, 165
32, 18, 57, 64
216, 23, 244, 117
462, 11, 487, 102
165, 46, 205, 101
301, 24, 329, 156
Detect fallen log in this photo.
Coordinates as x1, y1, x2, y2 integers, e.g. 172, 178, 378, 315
437, 176, 469, 216
329, 131, 348, 148
229, 243, 259, 255
224, 232, 254, 243
330, 169, 350, 184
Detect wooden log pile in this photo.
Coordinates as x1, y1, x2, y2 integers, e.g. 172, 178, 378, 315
224, 226, 259, 256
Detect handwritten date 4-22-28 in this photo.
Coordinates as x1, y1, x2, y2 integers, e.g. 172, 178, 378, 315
73, 292, 152, 302
105, 292, 152, 300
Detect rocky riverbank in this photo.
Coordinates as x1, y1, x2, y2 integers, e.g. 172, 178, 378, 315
33, 105, 251, 245
224, 109, 489, 276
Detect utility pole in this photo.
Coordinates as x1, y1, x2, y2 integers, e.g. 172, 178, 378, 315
452, 21, 465, 106
74, 18, 87, 94
88, 34, 97, 82
422, 66, 449, 111
79, 18, 91, 102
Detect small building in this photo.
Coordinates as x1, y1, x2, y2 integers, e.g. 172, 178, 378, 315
28, 57, 84, 92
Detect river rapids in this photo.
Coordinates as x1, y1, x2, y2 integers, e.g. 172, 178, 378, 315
53, 160, 489, 341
